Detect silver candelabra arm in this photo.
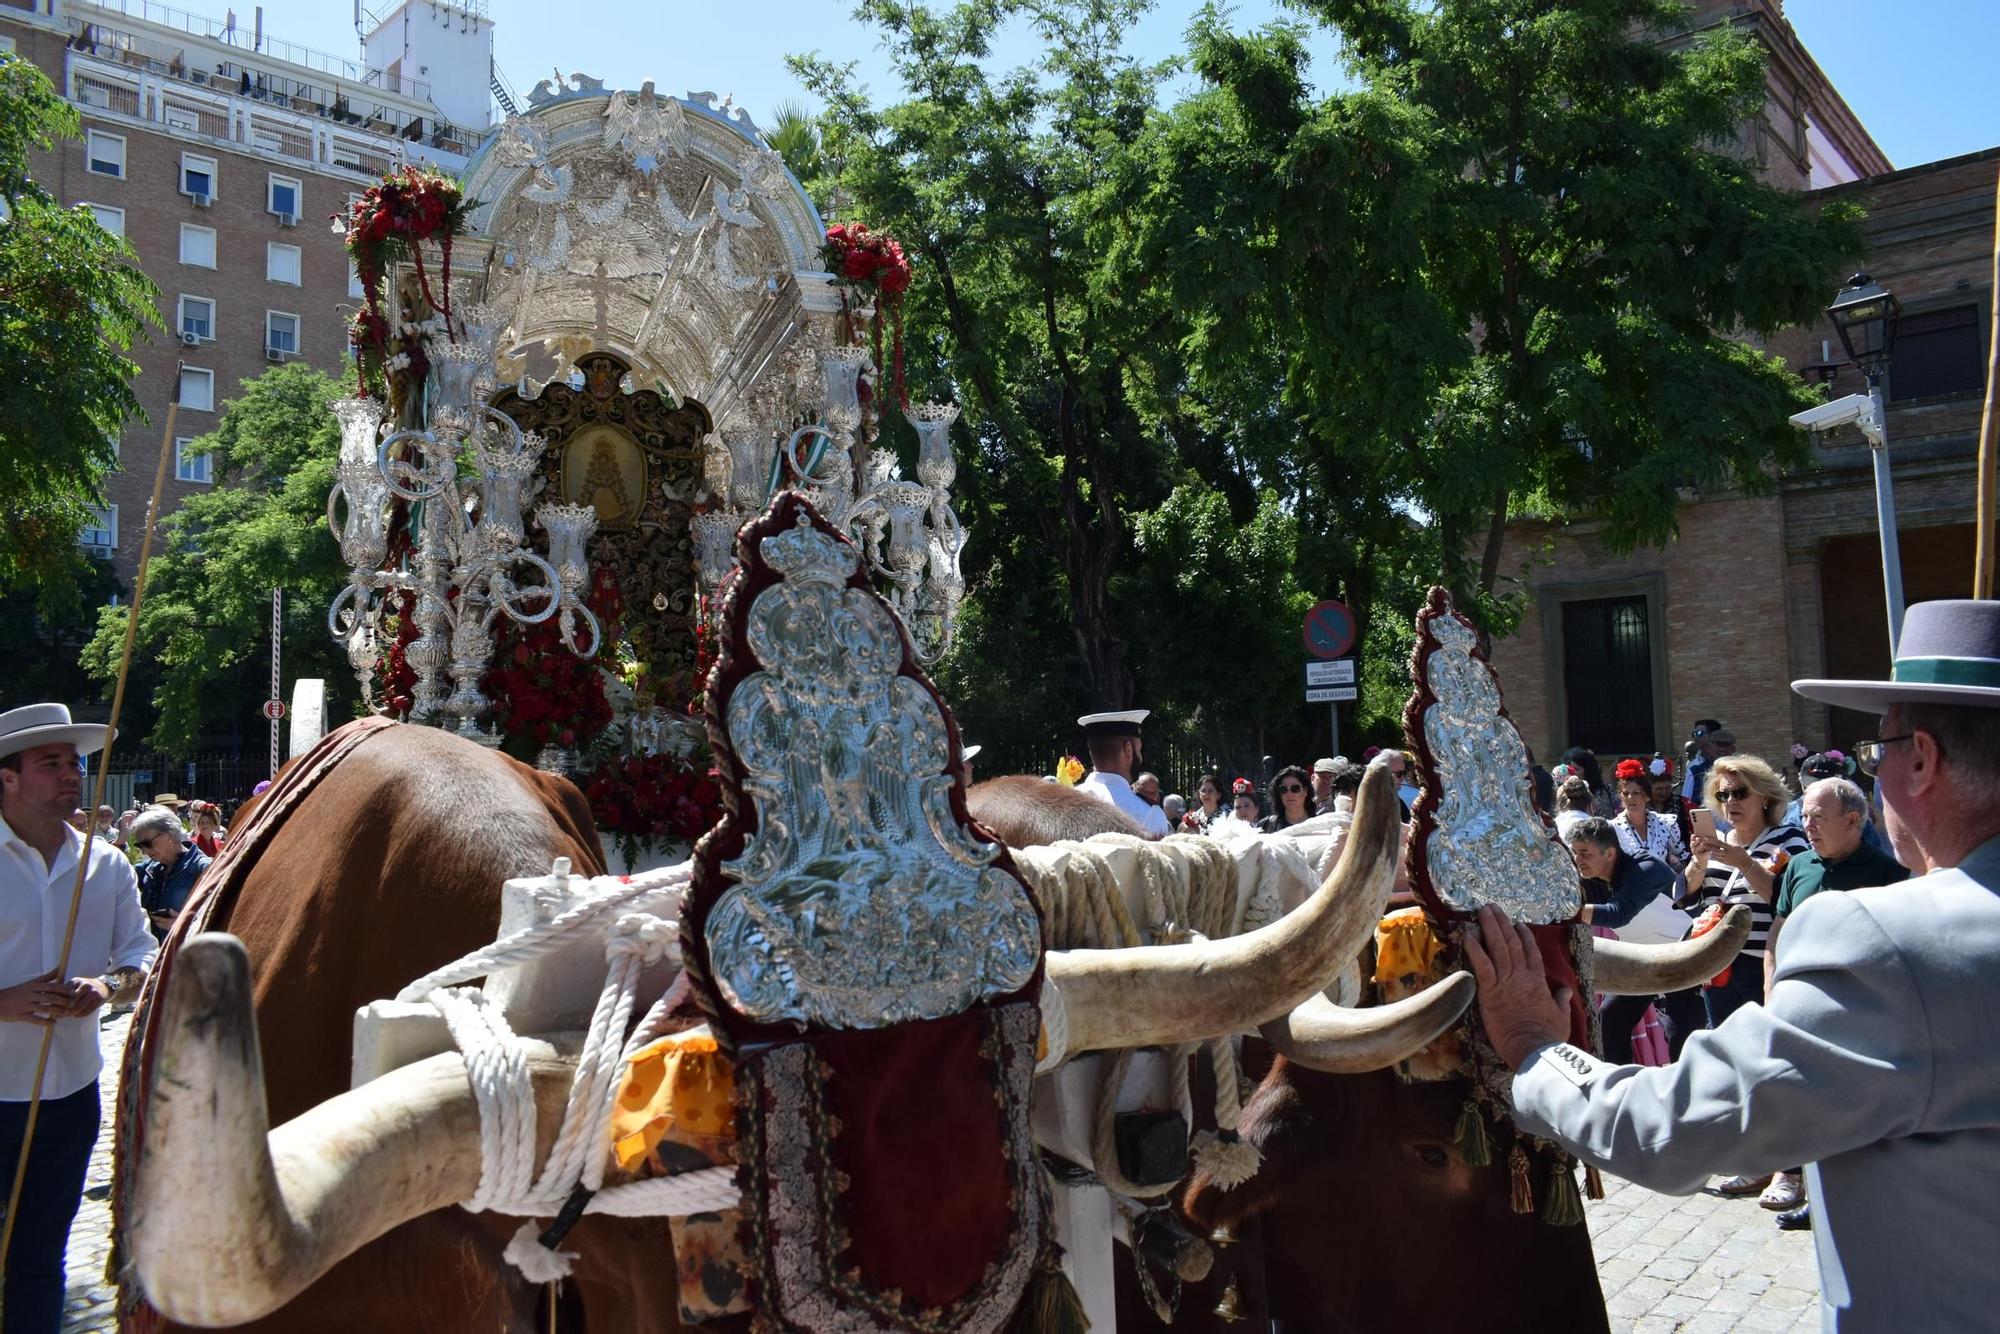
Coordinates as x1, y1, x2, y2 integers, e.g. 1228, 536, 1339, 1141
378, 427, 461, 503
481, 547, 563, 629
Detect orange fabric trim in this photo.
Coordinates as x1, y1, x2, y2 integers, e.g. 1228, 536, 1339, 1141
610, 1029, 736, 1172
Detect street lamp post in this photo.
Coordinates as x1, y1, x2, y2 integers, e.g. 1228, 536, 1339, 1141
1827, 273, 1907, 654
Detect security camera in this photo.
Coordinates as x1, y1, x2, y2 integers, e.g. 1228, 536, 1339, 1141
1788, 392, 1885, 446
1788, 393, 1872, 432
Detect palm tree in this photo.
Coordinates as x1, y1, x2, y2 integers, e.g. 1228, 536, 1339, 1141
766, 100, 822, 187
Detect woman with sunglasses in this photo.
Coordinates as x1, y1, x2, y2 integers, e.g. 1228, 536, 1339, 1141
1258, 764, 1318, 833
1686, 754, 1809, 1039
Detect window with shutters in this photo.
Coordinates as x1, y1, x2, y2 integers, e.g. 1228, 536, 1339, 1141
1560, 595, 1656, 755
86, 130, 125, 178
266, 242, 302, 285
1888, 305, 1984, 402
179, 223, 216, 268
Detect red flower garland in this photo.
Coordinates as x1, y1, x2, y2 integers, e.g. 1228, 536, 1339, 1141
338, 166, 473, 399
822, 222, 913, 408
482, 566, 626, 750
580, 753, 726, 844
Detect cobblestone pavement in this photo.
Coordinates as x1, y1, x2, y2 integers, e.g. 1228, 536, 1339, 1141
1589, 1167, 1823, 1333
60, 1013, 1819, 1333
62, 1011, 127, 1334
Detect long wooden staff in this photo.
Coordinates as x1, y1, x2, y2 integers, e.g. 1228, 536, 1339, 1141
1976, 163, 2000, 599
0, 365, 182, 1310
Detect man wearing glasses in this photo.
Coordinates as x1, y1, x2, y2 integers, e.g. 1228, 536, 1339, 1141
1465, 599, 2000, 1333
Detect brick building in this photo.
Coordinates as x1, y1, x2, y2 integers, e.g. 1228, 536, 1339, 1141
1, 0, 498, 583
1489, 1, 1995, 775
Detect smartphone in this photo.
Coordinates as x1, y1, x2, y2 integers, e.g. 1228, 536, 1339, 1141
1689, 807, 1718, 844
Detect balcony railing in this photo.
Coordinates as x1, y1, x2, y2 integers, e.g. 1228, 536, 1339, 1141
70, 0, 433, 102
65, 50, 474, 179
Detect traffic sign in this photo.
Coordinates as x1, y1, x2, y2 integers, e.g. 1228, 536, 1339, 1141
1302, 600, 1357, 659
1305, 685, 1358, 703
1305, 658, 1355, 686
262, 698, 288, 722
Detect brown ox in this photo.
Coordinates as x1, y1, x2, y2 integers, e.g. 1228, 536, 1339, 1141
120, 719, 694, 1334
966, 781, 1751, 1334
129, 728, 1465, 1330
966, 773, 1144, 847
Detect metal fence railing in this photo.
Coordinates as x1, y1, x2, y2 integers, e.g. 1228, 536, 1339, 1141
93, 750, 269, 816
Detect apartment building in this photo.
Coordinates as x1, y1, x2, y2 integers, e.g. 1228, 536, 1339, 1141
0, 0, 501, 583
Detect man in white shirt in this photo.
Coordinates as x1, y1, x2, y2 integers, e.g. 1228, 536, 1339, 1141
0, 704, 156, 1334
1075, 710, 1171, 837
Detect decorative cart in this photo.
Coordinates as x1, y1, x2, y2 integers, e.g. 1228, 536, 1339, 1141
324, 80, 969, 863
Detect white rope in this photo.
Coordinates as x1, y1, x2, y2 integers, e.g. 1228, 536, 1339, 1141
394, 856, 743, 1279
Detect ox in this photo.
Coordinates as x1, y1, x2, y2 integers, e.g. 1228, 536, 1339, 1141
971, 780, 1751, 1334
113, 719, 691, 1334
124, 728, 1459, 1330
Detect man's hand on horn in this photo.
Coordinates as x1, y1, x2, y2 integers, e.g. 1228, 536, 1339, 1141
1461, 904, 1572, 1070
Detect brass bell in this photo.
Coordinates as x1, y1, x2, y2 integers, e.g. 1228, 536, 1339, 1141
1212, 1276, 1248, 1323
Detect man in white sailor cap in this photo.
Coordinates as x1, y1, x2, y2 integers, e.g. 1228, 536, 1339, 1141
1076, 710, 1171, 837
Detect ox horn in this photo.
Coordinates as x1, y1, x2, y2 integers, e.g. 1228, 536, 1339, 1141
1592, 905, 1754, 996
1044, 764, 1402, 1056
131, 933, 575, 1325
1258, 972, 1477, 1074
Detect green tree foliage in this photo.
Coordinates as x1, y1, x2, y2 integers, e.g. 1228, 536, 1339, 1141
1130, 0, 1863, 627
0, 53, 160, 599
1125, 486, 1318, 765
794, 0, 1183, 717
82, 364, 356, 752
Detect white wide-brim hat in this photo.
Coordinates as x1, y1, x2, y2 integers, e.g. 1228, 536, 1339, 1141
0, 703, 113, 761
1794, 600, 2000, 713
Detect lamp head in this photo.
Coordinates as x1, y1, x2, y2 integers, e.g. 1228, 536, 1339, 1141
1828, 272, 1901, 379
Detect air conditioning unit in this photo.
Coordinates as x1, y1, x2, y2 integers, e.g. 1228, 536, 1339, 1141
266, 346, 290, 363
179, 331, 201, 346
277, 213, 298, 228
190, 192, 212, 208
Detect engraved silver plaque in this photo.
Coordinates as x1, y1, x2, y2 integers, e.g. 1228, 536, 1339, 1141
704, 513, 1042, 1027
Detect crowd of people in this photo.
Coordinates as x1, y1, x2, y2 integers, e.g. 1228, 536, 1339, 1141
1078, 699, 1936, 1240
63, 789, 259, 940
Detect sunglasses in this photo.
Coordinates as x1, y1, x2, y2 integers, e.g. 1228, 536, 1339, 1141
1277, 783, 1306, 795
1856, 735, 1914, 776
1713, 786, 1753, 803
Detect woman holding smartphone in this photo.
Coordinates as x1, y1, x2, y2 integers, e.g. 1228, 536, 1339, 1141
1684, 753, 1808, 1025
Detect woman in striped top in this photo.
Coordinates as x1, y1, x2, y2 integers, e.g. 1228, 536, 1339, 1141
1683, 753, 1807, 1030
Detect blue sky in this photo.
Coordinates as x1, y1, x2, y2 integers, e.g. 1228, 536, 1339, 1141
274, 1, 1997, 171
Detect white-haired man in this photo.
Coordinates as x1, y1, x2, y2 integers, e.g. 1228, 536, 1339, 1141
0, 705, 156, 1333
1466, 599, 2000, 1332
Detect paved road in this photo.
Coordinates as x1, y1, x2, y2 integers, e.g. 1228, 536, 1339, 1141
62, 1015, 1820, 1333
1589, 1169, 1822, 1333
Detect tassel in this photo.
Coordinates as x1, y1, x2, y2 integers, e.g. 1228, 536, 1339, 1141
503, 1220, 577, 1282
1585, 1164, 1605, 1200
1509, 1144, 1533, 1215
1193, 1129, 1262, 1190
1008, 1255, 1091, 1334
1453, 1100, 1491, 1168
1541, 1162, 1585, 1227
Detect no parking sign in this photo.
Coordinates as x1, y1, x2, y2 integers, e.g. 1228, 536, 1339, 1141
1302, 600, 1357, 660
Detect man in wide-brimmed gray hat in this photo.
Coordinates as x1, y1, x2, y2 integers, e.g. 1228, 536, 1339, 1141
0, 704, 157, 1332
1464, 599, 2000, 1333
